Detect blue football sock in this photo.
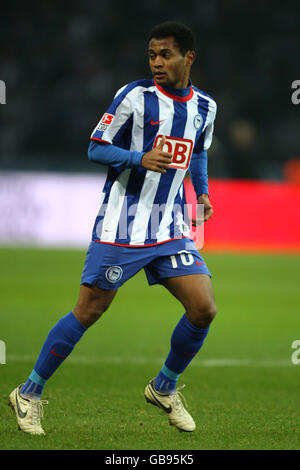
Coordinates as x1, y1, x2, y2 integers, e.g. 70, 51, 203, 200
21, 312, 86, 399
155, 313, 209, 394
154, 365, 180, 395
21, 370, 46, 400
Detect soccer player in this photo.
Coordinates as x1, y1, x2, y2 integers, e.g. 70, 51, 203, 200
9, 21, 217, 435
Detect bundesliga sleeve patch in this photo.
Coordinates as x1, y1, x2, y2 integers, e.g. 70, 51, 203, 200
96, 113, 115, 132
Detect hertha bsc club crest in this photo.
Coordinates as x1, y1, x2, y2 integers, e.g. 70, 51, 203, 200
105, 266, 123, 283
193, 114, 203, 130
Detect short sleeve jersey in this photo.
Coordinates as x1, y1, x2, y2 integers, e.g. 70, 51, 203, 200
90, 78, 216, 246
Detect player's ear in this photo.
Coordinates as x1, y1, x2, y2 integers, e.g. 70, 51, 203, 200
185, 50, 195, 67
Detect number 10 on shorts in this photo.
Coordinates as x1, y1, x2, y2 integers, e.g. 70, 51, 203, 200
170, 250, 194, 268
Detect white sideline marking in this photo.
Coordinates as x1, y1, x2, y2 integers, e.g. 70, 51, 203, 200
5, 354, 292, 367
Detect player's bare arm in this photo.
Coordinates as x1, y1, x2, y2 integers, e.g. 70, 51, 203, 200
141, 135, 173, 173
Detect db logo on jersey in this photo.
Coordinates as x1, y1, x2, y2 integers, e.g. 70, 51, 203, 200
153, 135, 193, 170
97, 113, 115, 132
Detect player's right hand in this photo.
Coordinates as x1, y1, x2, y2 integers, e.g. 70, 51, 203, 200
141, 136, 173, 173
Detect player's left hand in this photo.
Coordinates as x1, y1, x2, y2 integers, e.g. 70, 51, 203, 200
192, 194, 213, 227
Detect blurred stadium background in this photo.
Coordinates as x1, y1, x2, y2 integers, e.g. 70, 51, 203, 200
0, 0, 299, 250
0, 0, 300, 451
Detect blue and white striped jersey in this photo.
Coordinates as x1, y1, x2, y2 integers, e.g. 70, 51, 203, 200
90, 78, 217, 246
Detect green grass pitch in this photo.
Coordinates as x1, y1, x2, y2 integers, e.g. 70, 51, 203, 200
0, 247, 299, 450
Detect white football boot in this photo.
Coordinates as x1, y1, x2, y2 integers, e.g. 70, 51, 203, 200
9, 384, 48, 435
144, 379, 196, 432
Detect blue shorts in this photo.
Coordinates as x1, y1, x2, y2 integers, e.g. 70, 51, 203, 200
81, 238, 211, 290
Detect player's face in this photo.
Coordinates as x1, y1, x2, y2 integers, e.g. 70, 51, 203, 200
148, 36, 195, 89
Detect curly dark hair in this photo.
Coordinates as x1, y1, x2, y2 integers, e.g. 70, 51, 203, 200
148, 21, 195, 56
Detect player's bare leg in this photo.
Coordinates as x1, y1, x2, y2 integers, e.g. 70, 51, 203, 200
162, 273, 217, 328
73, 283, 118, 327
145, 274, 216, 432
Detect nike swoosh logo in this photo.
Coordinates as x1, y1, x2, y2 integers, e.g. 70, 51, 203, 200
195, 261, 205, 265
184, 351, 197, 357
16, 389, 28, 419
149, 384, 172, 413
150, 119, 165, 126
50, 349, 67, 359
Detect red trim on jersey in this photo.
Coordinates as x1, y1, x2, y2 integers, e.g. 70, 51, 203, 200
93, 236, 188, 248
91, 137, 111, 144
154, 79, 194, 102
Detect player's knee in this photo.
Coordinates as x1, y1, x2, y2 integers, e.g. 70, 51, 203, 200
73, 305, 101, 328
73, 300, 109, 328
203, 301, 217, 325
188, 300, 217, 328
73, 283, 116, 328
